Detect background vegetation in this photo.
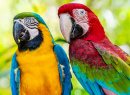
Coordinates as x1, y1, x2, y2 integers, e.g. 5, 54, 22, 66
0, 0, 130, 95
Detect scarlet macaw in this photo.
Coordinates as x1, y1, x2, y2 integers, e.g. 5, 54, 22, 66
58, 3, 130, 95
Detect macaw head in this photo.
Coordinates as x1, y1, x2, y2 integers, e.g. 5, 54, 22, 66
13, 12, 53, 51
58, 3, 105, 43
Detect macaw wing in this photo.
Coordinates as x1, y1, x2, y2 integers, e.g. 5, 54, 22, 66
70, 39, 130, 95
114, 45, 130, 65
53, 44, 72, 95
70, 40, 105, 95
10, 53, 20, 95
92, 41, 130, 95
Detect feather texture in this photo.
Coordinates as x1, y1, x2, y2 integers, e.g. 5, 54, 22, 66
69, 37, 130, 95
10, 53, 20, 95
54, 44, 72, 95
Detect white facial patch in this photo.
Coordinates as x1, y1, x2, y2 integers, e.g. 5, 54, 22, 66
14, 18, 39, 40
73, 9, 89, 36
27, 28, 39, 40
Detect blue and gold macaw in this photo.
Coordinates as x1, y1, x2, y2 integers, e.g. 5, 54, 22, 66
10, 12, 72, 95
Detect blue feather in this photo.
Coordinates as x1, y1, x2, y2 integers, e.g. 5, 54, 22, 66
10, 53, 20, 95
53, 44, 71, 95
72, 63, 106, 95
72, 67, 94, 95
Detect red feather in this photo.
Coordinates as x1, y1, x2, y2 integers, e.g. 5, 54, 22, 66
69, 38, 108, 67
69, 36, 129, 67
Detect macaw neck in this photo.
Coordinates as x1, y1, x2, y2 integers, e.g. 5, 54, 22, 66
81, 21, 106, 42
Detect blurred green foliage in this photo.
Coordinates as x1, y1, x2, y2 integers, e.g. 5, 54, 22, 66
0, 0, 130, 95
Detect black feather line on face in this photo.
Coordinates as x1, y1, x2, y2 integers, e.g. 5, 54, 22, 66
26, 23, 38, 26
27, 27, 38, 29
18, 29, 43, 51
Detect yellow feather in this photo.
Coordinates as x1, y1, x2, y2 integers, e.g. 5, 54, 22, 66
16, 23, 62, 95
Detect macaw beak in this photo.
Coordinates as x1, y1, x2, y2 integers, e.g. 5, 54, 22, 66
59, 14, 72, 44
13, 21, 30, 45
59, 14, 83, 44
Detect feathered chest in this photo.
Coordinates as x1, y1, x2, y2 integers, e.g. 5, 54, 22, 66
16, 50, 57, 72
16, 49, 62, 95
69, 39, 96, 62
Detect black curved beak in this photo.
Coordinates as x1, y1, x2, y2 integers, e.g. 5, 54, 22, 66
13, 22, 30, 45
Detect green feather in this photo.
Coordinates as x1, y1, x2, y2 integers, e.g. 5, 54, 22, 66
14, 12, 46, 25
112, 82, 123, 93
95, 69, 104, 81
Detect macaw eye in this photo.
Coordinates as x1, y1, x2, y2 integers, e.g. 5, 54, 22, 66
79, 9, 85, 16
80, 10, 85, 15
19, 18, 22, 22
